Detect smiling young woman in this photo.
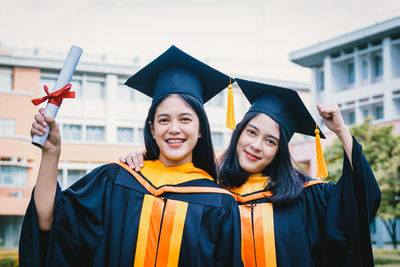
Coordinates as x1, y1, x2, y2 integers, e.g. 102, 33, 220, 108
218, 78, 381, 267
235, 113, 280, 174
149, 94, 202, 166
19, 46, 243, 267
143, 93, 216, 177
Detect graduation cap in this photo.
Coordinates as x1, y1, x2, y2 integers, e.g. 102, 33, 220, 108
235, 78, 328, 178
125, 45, 234, 108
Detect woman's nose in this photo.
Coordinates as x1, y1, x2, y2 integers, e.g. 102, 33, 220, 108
250, 138, 262, 151
168, 121, 180, 134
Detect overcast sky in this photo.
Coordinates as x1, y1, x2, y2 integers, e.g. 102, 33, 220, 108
1, 0, 400, 82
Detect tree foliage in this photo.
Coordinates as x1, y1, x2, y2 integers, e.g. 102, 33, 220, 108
323, 119, 400, 249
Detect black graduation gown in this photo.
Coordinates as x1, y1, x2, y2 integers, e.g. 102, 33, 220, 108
19, 160, 243, 267
230, 137, 381, 267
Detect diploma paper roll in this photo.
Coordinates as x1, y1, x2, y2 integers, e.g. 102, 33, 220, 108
32, 45, 83, 148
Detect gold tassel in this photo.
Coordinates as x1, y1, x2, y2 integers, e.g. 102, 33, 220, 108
226, 78, 236, 130
315, 124, 328, 178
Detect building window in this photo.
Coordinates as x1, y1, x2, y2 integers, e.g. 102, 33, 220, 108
208, 92, 224, 107
117, 127, 134, 143
86, 126, 105, 141
371, 39, 382, 46
361, 58, 369, 80
118, 84, 134, 101
357, 43, 368, 50
63, 124, 82, 141
0, 166, 27, 187
362, 108, 369, 119
86, 81, 105, 99
0, 70, 12, 91
71, 80, 82, 98
137, 128, 144, 145
318, 70, 324, 91
349, 111, 355, 125
0, 119, 16, 136
347, 62, 355, 84
0, 216, 24, 248
373, 54, 383, 80
57, 169, 64, 188
374, 106, 384, 120
331, 52, 340, 59
67, 170, 86, 186
212, 132, 224, 148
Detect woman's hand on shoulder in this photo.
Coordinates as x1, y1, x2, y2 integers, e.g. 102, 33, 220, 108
31, 108, 61, 155
119, 150, 146, 171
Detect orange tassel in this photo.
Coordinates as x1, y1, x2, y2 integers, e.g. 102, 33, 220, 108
226, 78, 236, 130
315, 124, 328, 178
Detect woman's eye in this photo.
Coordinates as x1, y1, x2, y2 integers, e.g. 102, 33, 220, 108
265, 139, 276, 145
158, 118, 169, 123
247, 129, 256, 135
181, 117, 192, 122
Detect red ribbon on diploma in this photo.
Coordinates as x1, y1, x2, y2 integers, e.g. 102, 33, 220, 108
31, 84, 75, 107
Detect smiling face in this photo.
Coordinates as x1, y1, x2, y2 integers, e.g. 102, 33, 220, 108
236, 113, 280, 173
150, 94, 201, 167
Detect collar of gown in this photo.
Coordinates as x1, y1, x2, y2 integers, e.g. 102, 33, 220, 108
229, 173, 269, 196
140, 160, 214, 188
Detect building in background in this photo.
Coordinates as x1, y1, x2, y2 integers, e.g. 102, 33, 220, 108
0, 46, 309, 249
290, 15, 400, 248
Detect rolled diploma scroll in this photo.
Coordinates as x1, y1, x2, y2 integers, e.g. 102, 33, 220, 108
32, 45, 83, 148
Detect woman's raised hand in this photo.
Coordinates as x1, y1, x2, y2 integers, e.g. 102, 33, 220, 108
316, 104, 348, 135
30, 108, 61, 154
316, 103, 353, 166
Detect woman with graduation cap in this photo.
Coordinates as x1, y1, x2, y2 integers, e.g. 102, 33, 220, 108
217, 78, 381, 266
19, 46, 243, 267
122, 78, 381, 266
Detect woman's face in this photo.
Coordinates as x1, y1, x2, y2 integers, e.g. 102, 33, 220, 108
236, 113, 280, 173
150, 94, 201, 167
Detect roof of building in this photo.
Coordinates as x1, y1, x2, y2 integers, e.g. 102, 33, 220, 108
0, 45, 140, 75
290, 16, 400, 67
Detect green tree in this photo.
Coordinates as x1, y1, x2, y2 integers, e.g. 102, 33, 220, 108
323, 119, 400, 249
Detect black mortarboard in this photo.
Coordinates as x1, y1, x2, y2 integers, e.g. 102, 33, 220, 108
125, 45, 232, 104
235, 78, 325, 140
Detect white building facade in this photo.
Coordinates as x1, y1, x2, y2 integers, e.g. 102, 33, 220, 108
290, 16, 400, 127
290, 16, 400, 249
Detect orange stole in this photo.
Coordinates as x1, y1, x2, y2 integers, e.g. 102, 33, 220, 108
236, 180, 326, 267
134, 194, 188, 267
239, 203, 276, 267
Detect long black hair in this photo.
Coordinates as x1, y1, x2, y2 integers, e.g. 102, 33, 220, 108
218, 111, 307, 203
143, 93, 217, 179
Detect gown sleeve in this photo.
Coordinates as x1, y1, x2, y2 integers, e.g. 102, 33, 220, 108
323, 136, 381, 266
213, 195, 244, 267
19, 164, 118, 267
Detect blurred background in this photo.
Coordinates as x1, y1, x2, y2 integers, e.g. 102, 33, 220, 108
1, 0, 400, 265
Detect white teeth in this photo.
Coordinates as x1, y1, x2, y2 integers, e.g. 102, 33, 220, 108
167, 139, 184, 144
